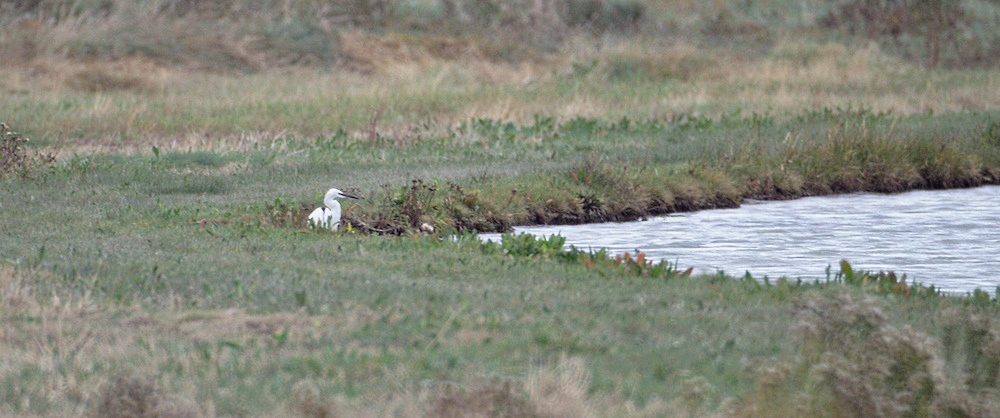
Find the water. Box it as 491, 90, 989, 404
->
482, 186, 1000, 293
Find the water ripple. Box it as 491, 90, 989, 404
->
485, 186, 1000, 293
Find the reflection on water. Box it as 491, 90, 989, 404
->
483, 186, 1000, 293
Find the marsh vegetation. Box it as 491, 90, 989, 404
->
3, 0, 1000, 416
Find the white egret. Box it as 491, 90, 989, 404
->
308, 188, 361, 230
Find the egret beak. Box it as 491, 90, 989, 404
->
340, 191, 362, 200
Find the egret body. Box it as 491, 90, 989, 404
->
308, 188, 360, 230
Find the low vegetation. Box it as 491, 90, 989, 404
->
336, 110, 1000, 234
4, 224, 1000, 416
0, 123, 54, 178
4, 109, 1000, 415
3, 0, 1000, 416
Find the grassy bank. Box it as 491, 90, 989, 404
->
3, 220, 1000, 416
337, 110, 1000, 234
4, 0, 1000, 416
4, 108, 1000, 415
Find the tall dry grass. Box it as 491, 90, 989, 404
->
5, 42, 999, 158
3, 1, 1000, 157
734, 292, 1000, 418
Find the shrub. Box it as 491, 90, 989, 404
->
794, 294, 943, 417
499, 233, 567, 259
560, 0, 644, 33
0, 123, 54, 178
820, 0, 997, 68
740, 293, 1000, 417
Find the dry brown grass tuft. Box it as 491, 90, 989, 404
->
66, 58, 166, 93
759, 41, 884, 85
418, 356, 598, 418
526, 355, 592, 418
427, 380, 537, 418
792, 293, 944, 417
735, 292, 1000, 418
290, 380, 355, 418
92, 373, 202, 418
0, 266, 38, 319
0, 123, 54, 177
0, 20, 45, 65
338, 30, 432, 76
599, 40, 720, 82
337, 29, 559, 87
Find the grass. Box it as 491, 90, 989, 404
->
3, 110, 1000, 416
4, 59, 1000, 154
3, 222, 1000, 416
4, 0, 1000, 416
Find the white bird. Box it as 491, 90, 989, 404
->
308, 188, 361, 230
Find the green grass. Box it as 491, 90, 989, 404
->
5, 66, 999, 150
4, 1, 1000, 415
4, 110, 1000, 415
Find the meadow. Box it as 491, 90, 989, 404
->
4, 0, 1000, 416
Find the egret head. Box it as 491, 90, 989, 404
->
322, 188, 361, 211
329, 188, 359, 199
325, 188, 360, 204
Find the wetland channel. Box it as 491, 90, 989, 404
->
484, 186, 1000, 293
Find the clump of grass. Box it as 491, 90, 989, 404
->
735, 110, 997, 197
560, 0, 644, 33
0, 266, 38, 319
0, 123, 54, 178
442, 182, 513, 232
983, 119, 1000, 149
0, 19, 43, 64
92, 373, 201, 418
344, 179, 442, 235
0, 123, 30, 176
834, 260, 940, 298
559, 155, 741, 222
493, 233, 692, 281
425, 355, 595, 418
908, 140, 983, 189
427, 380, 537, 418
497, 233, 568, 259
509, 153, 738, 228
263, 198, 314, 229
939, 310, 1000, 399
701, 2, 773, 47
791, 118, 922, 193
67, 59, 163, 93
600, 41, 717, 82
5, 0, 345, 74
568, 153, 648, 215
290, 380, 353, 418
393, 178, 439, 230
794, 293, 942, 417
821, 0, 999, 68
525, 354, 592, 417
738, 292, 1000, 417
342, 179, 513, 235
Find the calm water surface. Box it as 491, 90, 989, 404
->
484, 186, 1000, 293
